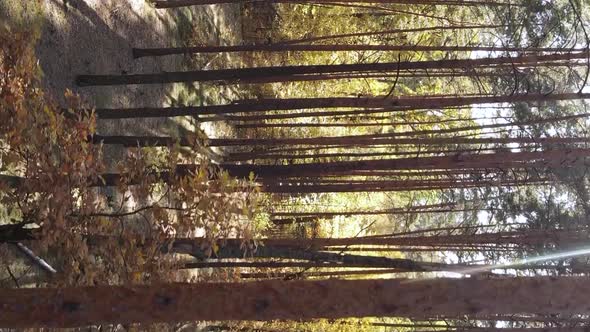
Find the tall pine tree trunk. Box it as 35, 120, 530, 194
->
93, 93, 590, 119
77, 52, 589, 86
2, 277, 589, 327
151, 0, 513, 8
132, 44, 579, 58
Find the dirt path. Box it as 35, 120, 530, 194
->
2, 0, 243, 140
1, 0, 252, 285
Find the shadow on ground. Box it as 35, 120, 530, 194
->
3, 0, 244, 139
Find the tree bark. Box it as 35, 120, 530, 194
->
77, 52, 590, 86
4, 226, 583, 249
3, 277, 590, 328
272, 201, 464, 217
93, 93, 590, 119
225, 148, 506, 162
278, 24, 505, 45
0, 223, 36, 243
261, 179, 546, 193
3, 149, 588, 188
232, 115, 512, 129
94, 131, 590, 148
207, 136, 590, 148
239, 268, 404, 279
151, 0, 513, 8
132, 44, 580, 58
190, 244, 438, 271
271, 208, 488, 222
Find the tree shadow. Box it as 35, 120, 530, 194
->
5, 0, 244, 144
41, 0, 175, 109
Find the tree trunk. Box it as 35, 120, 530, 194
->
77, 52, 590, 86
4, 226, 583, 249
2, 277, 590, 327
132, 44, 580, 58
93, 93, 590, 119
189, 244, 438, 271
207, 136, 590, 148
278, 24, 505, 45
271, 208, 489, 222
261, 179, 546, 193
3, 149, 588, 188
232, 115, 512, 129
239, 268, 404, 279
0, 222, 36, 243
272, 201, 465, 217
225, 148, 514, 162
151, 0, 513, 8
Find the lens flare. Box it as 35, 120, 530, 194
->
459, 246, 590, 275
405, 246, 590, 282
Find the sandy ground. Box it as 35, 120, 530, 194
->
2, 0, 243, 139
1, 0, 249, 285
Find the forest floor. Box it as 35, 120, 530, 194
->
0, 0, 251, 285
1, 0, 245, 146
